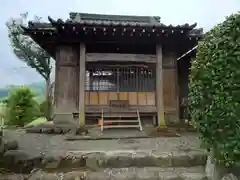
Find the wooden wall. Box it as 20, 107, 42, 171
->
53, 45, 179, 124
85, 92, 155, 106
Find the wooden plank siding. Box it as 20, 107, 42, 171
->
85, 92, 156, 106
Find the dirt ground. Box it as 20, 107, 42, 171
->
3, 129, 202, 158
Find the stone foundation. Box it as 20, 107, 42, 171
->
25, 124, 88, 135
1, 167, 208, 180
1, 149, 207, 173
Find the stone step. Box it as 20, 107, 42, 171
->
0, 166, 207, 180
2, 150, 207, 173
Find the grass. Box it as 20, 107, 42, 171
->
25, 117, 52, 127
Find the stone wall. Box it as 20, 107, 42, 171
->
205, 156, 240, 180
0, 130, 18, 168
0, 130, 4, 156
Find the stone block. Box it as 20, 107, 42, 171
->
158, 171, 180, 180
64, 171, 86, 180
42, 156, 61, 169
85, 153, 101, 170
133, 151, 157, 167
28, 171, 58, 180
4, 140, 18, 150
152, 151, 172, 167
112, 172, 136, 180
171, 151, 207, 167
188, 151, 207, 166
181, 173, 207, 180
136, 171, 158, 180
86, 172, 109, 180
103, 152, 134, 168
170, 152, 191, 167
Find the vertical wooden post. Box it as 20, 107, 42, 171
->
173, 53, 180, 124
156, 45, 166, 127
79, 43, 86, 128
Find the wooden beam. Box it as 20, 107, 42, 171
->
86, 53, 156, 63
156, 45, 166, 127
79, 43, 86, 128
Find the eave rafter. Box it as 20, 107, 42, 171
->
20, 12, 203, 60
47, 16, 202, 37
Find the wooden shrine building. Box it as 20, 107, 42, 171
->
22, 12, 203, 129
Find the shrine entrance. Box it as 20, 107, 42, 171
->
85, 62, 156, 107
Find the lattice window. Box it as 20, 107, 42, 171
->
85, 66, 155, 92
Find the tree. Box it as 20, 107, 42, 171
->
5, 87, 41, 127
188, 13, 240, 167
6, 13, 53, 120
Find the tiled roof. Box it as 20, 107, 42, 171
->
27, 22, 54, 29
24, 12, 203, 37
50, 12, 198, 30
69, 12, 162, 26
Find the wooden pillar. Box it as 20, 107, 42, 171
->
163, 52, 179, 124
53, 46, 79, 125
79, 43, 86, 128
156, 45, 166, 127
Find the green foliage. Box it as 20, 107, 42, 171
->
188, 13, 240, 166
6, 13, 52, 81
39, 100, 52, 120
5, 87, 41, 127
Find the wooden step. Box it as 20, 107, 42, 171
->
103, 125, 140, 129
103, 120, 139, 123
103, 114, 137, 118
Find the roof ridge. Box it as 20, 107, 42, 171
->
69, 12, 161, 24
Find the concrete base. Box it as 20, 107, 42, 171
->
53, 113, 78, 126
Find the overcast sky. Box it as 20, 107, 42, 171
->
0, 0, 239, 87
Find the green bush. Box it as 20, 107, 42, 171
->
188, 13, 240, 167
5, 87, 41, 127
39, 99, 52, 121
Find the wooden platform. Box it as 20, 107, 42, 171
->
86, 105, 157, 113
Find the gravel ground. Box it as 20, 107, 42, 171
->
3, 129, 202, 158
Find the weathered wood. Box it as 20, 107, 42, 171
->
86, 105, 157, 113
85, 92, 156, 106
110, 100, 129, 108
174, 54, 180, 124
53, 46, 79, 125
163, 52, 179, 124
54, 46, 78, 113
79, 43, 86, 128
156, 45, 165, 127
86, 53, 156, 63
